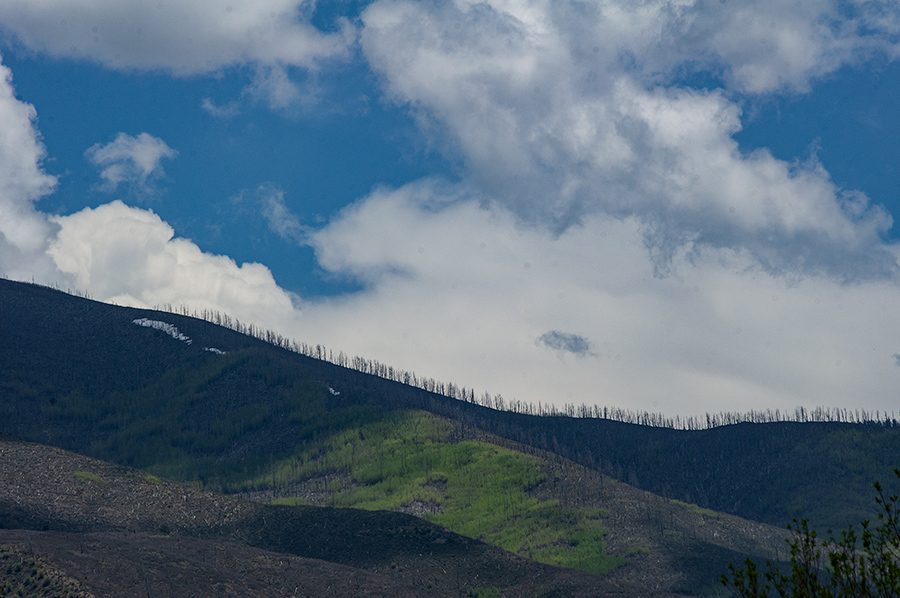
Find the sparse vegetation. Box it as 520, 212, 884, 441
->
126, 471, 161, 485
625, 546, 649, 557
673, 500, 720, 518
0, 547, 90, 598
72, 472, 105, 485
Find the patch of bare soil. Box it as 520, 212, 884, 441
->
397, 499, 443, 516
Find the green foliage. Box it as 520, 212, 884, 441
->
672, 499, 719, 518
126, 471, 161, 485
468, 588, 501, 598
723, 468, 900, 597
244, 411, 623, 576
72, 471, 105, 484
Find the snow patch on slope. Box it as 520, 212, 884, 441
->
132, 318, 226, 354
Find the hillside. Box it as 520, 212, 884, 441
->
1, 277, 897, 532
235, 410, 791, 595
0, 437, 643, 598
0, 277, 896, 595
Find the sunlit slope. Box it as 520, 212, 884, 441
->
247, 411, 621, 576
236, 410, 789, 595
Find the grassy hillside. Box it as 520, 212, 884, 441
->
231, 410, 790, 596
246, 410, 622, 576
456, 412, 900, 533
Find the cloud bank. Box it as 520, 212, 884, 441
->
300, 181, 900, 416
360, 0, 900, 281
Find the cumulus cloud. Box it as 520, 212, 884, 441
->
537, 331, 595, 357
85, 133, 178, 196
0, 0, 352, 75
0, 54, 62, 283
0, 54, 303, 329
48, 200, 299, 331
360, 0, 900, 281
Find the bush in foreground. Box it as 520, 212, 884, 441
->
723, 468, 900, 597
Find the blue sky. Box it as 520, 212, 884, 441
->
1, 0, 899, 417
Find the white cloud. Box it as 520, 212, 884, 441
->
47, 200, 300, 332
360, 0, 900, 281
258, 184, 306, 242
247, 64, 307, 110
300, 180, 900, 417
201, 97, 241, 120
85, 132, 178, 196
0, 0, 352, 75
0, 54, 62, 283
0, 54, 303, 329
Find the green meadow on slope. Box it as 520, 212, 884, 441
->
249, 411, 623, 576
24, 340, 623, 576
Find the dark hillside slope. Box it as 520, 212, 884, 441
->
0, 278, 400, 480
1, 277, 898, 532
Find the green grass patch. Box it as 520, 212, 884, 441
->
126, 471, 162, 485
243, 410, 624, 576
73, 471, 106, 484
271, 496, 308, 506
672, 499, 719, 518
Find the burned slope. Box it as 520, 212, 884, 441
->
0, 438, 645, 598
0, 531, 436, 598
